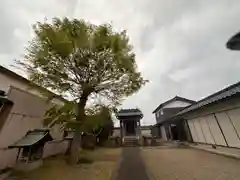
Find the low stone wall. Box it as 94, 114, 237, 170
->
43, 140, 68, 158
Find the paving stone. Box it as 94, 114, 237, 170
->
114, 147, 150, 180
142, 146, 240, 180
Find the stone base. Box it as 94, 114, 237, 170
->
15, 160, 43, 171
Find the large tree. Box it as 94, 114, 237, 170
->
17, 17, 147, 164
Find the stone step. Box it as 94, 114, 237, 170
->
123, 137, 139, 147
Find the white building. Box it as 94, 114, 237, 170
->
153, 81, 240, 149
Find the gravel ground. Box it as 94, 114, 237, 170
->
8, 148, 122, 180
141, 146, 240, 180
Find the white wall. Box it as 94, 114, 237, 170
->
192, 118, 206, 143
156, 100, 192, 117
205, 115, 226, 146
188, 115, 227, 146
188, 120, 198, 142
163, 100, 192, 108
186, 97, 240, 148
43, 141, 68, 158
227, 109, 240, 139
215, 112, 240, 148
198, 117, 215, 144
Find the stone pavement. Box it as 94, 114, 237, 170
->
141, 146, 240, 180
113, 147, 150, 180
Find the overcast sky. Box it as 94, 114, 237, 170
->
1, 0, 240, 125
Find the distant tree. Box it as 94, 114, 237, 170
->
17, 17, 147, 164
82, 106, 113, 135
95, 110, 114, 145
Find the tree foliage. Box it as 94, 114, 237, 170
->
17, 18, 147, 106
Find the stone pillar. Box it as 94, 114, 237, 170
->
168, 124, 173, 140
120, 120, 123, 138
136, 120, 141, 137
119, 120, 123, 145
137, 120, 143, 145
122, 121, 125, 137
134, 121, 137, 136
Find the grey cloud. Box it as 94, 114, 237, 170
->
124, 0, 240, 125
0, 0, 77, 66
139, 26, 156, 52
0, 1, 22, 54
1, 0, 240, 126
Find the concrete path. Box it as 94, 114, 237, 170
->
114, 147, 150, 180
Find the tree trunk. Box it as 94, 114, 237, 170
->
67, 109, 85, 164
67, 90, 89, 164
67, 128, 82, 164
65, 140, 72, 155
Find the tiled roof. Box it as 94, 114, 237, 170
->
9, 129, 53, 148
116, 108, 143, 118
177, 81, 240, 116
118, 108, 142, 113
